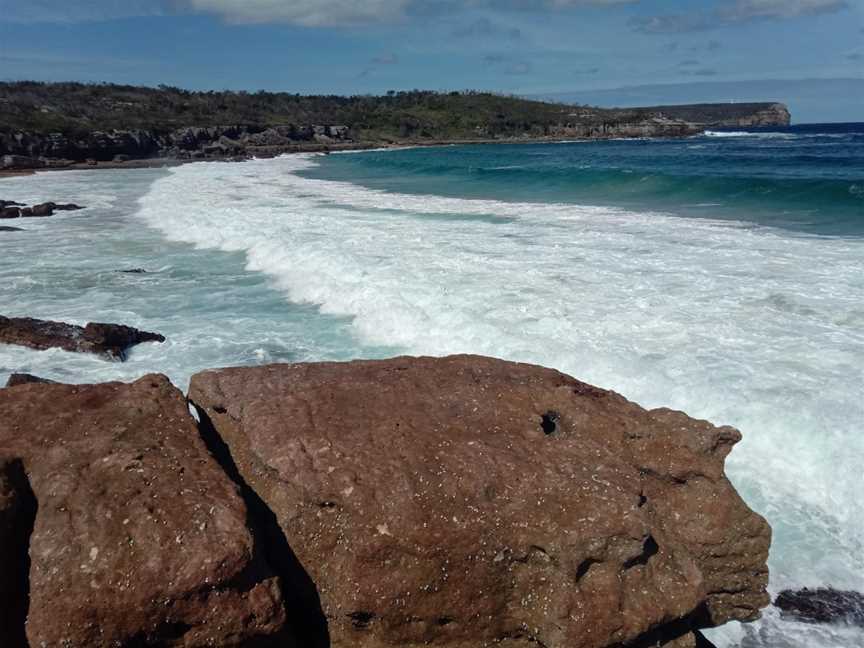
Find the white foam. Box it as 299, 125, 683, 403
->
704, 130, 798, 139
3, 155, 862, 647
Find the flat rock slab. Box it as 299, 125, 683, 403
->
0, 375, 288, 647
189, 355, 771, 648
0, 316, 165, 360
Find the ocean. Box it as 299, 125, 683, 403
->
1, 123, 862, 647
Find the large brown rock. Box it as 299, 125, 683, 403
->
0, 316, 165, 360
189, 355, 771, 648
0, 375, 288, 647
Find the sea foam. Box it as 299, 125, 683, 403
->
1, 153, 862, 647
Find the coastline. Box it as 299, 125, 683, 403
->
0, 132, 702, 178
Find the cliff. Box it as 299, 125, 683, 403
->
0, 82, 787, 169
641, 102, 791, 128
0, 355, 771, 647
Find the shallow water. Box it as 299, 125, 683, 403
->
1, 128, 862, 647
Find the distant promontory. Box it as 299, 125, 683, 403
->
0, 82, 790, 170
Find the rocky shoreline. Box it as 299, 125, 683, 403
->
0, 100, 791, 174
0, 353, 775, 647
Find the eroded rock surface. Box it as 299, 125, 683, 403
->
0, 316, 165, 360
189, 355, 771, 648
0, 375, 288, 647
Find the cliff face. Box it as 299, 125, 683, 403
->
643, 102, 791, 128
0, 124, 355, 168
0, 82, 790, 169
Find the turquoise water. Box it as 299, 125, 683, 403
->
302, 124, 864, 236
1, 125, 863, 647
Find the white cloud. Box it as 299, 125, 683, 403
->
184, 0, 410, 26
721, 0, 848, 21
631, 0, 849, 33
186, 0, 640, 26
3, 0, 643, 26
2, 1, 170, 23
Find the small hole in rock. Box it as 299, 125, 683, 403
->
575, 558, 599, 581
638, 494, 647, 508
213, 405, 227, 414
540, 411, 560, 435
623, 535, 659, 570
348, 611, 375, 629
436, 617, 454, 626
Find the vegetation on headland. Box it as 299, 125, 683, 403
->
0, 80, 734, 141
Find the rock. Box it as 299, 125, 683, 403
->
189, 355, 772, 648
774, 588, 864, 626
26, 203, 54, 217
52, 202, 84, 211
0, 375, 289, 646
118, 268, 148, 274
24, 202, 84, 217
0, 202, 83, 219
0, 316, 165, 361
0, 200, 24, 208
0, 226, 23, 232
0, 458, 36, 646
1, 155, 44, 170
5, 373, 56, 387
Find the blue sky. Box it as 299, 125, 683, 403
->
1, 1, 862, 121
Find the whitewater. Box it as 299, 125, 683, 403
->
1, 135, 863, 646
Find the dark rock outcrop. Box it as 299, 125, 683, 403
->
0, 226, 24, 232
0, 316, 165, 360
189, 355, 772, 648
0, 201, 83, 219
0, 124, 356, 167
775, 588, 864, 626
0, 375, 289, 647
5, 373, 56, 388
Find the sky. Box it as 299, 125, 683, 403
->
1, 0, 862, 122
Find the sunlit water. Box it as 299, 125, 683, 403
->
2, 127, 862, 647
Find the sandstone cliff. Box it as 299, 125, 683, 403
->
0, 82, 790, 169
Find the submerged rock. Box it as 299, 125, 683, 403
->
0, 226, 24, 232
0, 316, 165, 360
775, 588, 864, 626
189, 355, 772, 648
4, 373, 55, 388
0, 375, 289, 646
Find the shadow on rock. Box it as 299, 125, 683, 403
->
193, 404, 331, 648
